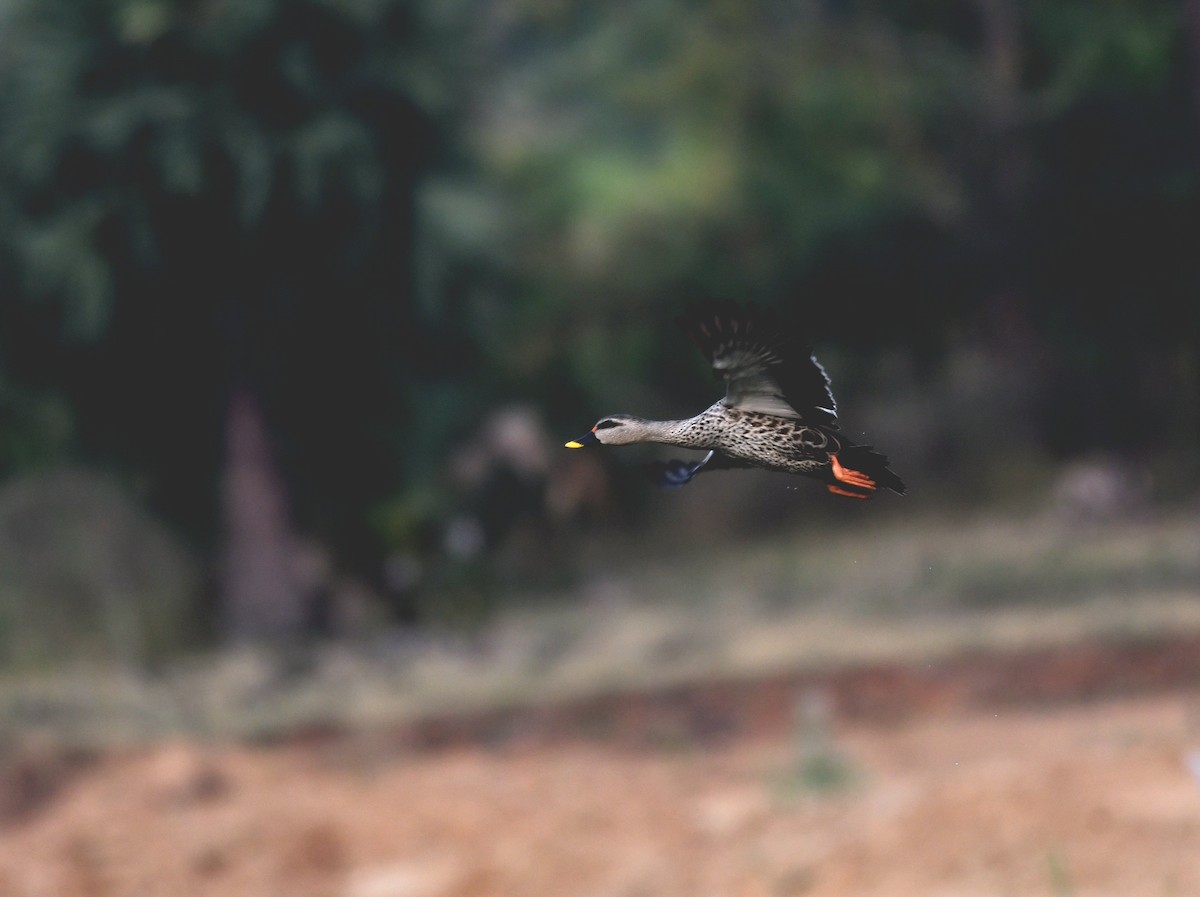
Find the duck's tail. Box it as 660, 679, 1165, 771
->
828, 444, 907, 498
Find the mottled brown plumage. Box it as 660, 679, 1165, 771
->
565, 302, 905, 498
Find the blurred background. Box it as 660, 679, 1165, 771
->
0, 0, 1199, 893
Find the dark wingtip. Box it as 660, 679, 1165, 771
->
676, 299, 777, 362
646, 459, 703, 488
676, 300, 839, 427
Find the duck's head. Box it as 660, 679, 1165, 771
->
565, 414, 645, 448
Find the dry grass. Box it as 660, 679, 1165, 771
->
1, 508, 1197, 748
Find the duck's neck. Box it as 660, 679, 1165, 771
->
637, 413, 713, 449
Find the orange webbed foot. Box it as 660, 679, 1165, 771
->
830, 453, 877, 492
827, 484, 871, 500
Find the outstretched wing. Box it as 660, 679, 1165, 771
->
647, 450, 752, 488
677, 301, 839, 427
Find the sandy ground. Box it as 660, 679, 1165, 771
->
2, 669, 1199, 897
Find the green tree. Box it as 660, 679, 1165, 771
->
475, 0, 1198, 461
0, 0, 469, 639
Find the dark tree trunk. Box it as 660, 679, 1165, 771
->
1190, 0, 1200, 122
220, 388, 304, 642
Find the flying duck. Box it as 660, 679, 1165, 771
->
565, 302, 906, 499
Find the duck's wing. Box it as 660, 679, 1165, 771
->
648, 450, 751, 488
677, 301, 839, 426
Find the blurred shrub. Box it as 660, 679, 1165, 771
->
0, 468, 198, 670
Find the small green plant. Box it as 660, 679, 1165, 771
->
775, 688, 856, 798
1047, 848, 1075, 897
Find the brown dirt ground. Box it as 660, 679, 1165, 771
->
2, 640, 1200, 897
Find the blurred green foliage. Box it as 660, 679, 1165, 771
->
0, 468, 197, 667
0, 0, 1196, 644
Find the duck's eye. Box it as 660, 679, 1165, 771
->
595, 419, 620, 430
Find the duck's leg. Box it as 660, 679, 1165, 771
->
652, 450, 716, 488
826, 453, 876, 499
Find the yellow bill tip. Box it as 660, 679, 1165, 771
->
564, 440, 585, 449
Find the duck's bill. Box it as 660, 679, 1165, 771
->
564, 430, 598, 449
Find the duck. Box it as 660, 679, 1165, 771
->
565, 301, 906, 499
